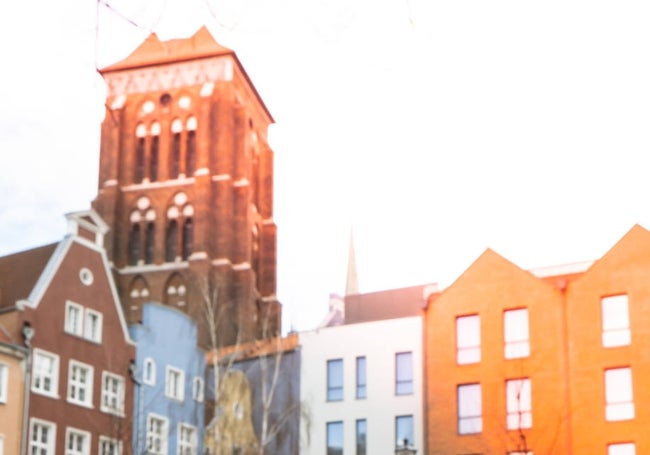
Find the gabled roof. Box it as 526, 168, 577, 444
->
0, 243, 57, 309
100, 25, 233, 73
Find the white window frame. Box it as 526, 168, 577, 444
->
99, 436, 123, 455
32, 349, 60, 398
395, 351, 414, 395
456, 314, 481, 364
0, 363, 7, 403
165, 366, 185, 401
458, 383, 482, 434
146, 413, 168, 455
605, 367, 635, 421
192, 377, 204, 402
178, 423, 198, 455
504, 308, 530, 359
602, 295, 631, 348
608, 443, 636, 455
0, 434, 4, 455
84, 309, 103, 343
65, 301, 84, 336
143, 358, 156, 386
65, 427, 91, 455
101, 371, 125, 416
506, 378, 532, 430
29, 418, 57, 454
67, 360, 94, 408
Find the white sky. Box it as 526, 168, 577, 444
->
1, 0, 650, 331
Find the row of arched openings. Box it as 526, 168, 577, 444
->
134, 117, 197, 184
129, 273, 187, 308
128, 194, 194, 266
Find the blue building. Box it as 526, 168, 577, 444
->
129, 303, 205, 455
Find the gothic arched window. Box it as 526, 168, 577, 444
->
170, 119, 182, 179
149, 136, 159, 182
129, 223, 141, 265
145, 222, 155, 264
135, 123, 147, 183
166, 219, 178, 262
164, 273, 187, 309
182, 218, 193, 260
185, 116, 197, 176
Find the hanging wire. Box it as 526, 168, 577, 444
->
204, 0, 244, 32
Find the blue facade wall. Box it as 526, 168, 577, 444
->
129, 303, 205, 454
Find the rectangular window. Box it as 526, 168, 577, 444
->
146, 414, 168, 455
608, 443, 636, 455
395, 352, 413, 395
605, 367, 634, 421
84, 309, 103, 343
395, 415, 414, 450
143, 358, 156, 385
65, 428, 90, 455
101, 372, 125, 415
356, 419, 367, 455
458, 383, 482, 434
99, 436, 122, 455
326, 421, 343, 455
32, 349, 59, 397
178, 423, 198, 455
165, 366, 185, 401
504, 308, 530, 359
356, 356, 367, 399
65, 301, 84, 336
192, 377, 204, 402
456, 314, 480, 364
327, 359, 343, 401
68, 360, 93, 407
0, 363, 7, 403
506, 378, 532, 430
602, 295, 631, 347
29, 419, 56, 454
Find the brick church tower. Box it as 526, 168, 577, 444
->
92, 26, 280, 346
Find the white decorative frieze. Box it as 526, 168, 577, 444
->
104, 57, 233, 98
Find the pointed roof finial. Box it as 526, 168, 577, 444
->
345, 226, 359, 296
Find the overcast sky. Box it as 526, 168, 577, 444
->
1, 0, 650, 331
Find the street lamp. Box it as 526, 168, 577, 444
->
395, 438, 417, 455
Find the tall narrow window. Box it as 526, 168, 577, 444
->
506, 378, 532, 429
395, 352, 413, 395
605, 367, 634, 421
395, 415, 414, 450
178, 424, 197, 455
65, 301, 83, 336
146, 414, 168, 455
135, 137, 145, 183
0, 363, 8, 403
356, 356, 367, 399
145, 222, 155, 264
101, 372, 125, 415
602, 295, 630, 347
327, 359, 343, 401
165, 366, 184, 401
165, 220, 178, 262
149, 135, 159, 182
608, 443, 636, 455
504, 308, 530, 359
456, 314, 480, 364
326, 421, 343, 455
186, 130, 196, 176
182, 218, 193, 260
129, 223, 141, 265
32, 349, 59, 397
356, 419, 367, 455
458, 383, 482, 434
143, 358, 156, 385
171, 133, 181, 179
67, 361, 93, 407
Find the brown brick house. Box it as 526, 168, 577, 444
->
0, 210, 135, 454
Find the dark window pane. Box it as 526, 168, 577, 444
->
182, 218, 193, 260
129, 223, 141, 265
356, 419, 367, 455
135, 137, 145, 183
327, 421, 343, 455
356, 356, 367, 399
145, 222, 155, 264
166, 220, 178, 262
171, 133, 181, 178
186, 130, 196, 176
327, 359, 343, 401
149, 136, 159, 181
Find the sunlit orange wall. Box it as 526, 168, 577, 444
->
426, 249, 569, 455
0, 348, 26, 454
565, 225, 650, 453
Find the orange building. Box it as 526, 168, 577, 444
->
425, 225, 650, 454
0, 335, 27, 454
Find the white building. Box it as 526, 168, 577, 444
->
299, 309, 425, 455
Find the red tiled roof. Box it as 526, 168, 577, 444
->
100, 26, 233, 73
0, 243, 57, 308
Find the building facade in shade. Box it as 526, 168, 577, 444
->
425, 224, 650, 455
129, 303, 205, 455
92, 26, 280, 346
300, 284, 429, 455
0, 336, 28, 454
0, 210, 135, 455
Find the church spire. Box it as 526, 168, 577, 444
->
345, 226, 359, 296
